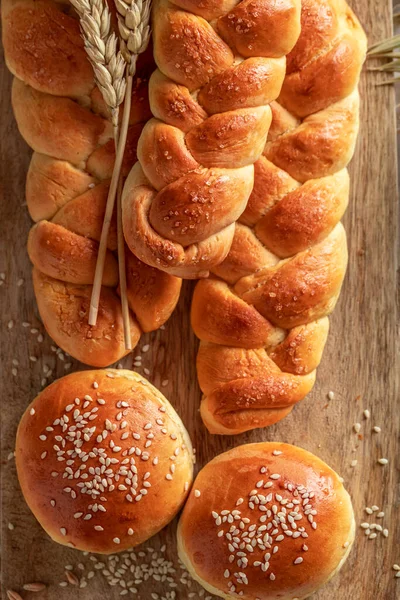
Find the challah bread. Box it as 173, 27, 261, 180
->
178, 442, 355, 600
192, 0, 367, 434
16, 369, 194, 553
2, 0, 181, 366
122, 0, 301, 279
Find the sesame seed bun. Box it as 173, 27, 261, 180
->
16, 369, 194, 554
177, 443, 354, 600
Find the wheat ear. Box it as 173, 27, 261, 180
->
116, 0, 152, 74
88, 0, 151, 345
70, 0, 126, 128
70, 0, 132, 348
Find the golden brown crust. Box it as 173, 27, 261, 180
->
280, 0, 367, 118
123, 0, 301, 278
192, 0, 366, 435
51, 181, 118, 251
3, 0, 182, 366
33, 269, 141, 367
125, 252, 182, 332
28, 221, 119, 286
26, 153, 97, 222
12, 78, 112, 166
264, 93, 361, 183
178, 443, 355, 599
2, 0, 94, 98
16, 369, 194, 554
192, 279, 285, 350
217, 0, 301, 58
122, 163, 237, 279
235, 224, 348, 329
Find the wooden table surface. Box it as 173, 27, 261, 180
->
1, 1, 399, 599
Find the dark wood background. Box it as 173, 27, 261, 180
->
1, 0, 399, 598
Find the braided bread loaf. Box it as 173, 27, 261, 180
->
122, 0, 301, 278
191, 0, 367, 434
2, 0, 181, 367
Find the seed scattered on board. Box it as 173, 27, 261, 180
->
23, 582, 47, 591
7, 592, 23, 600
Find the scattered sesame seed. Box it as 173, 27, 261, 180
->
30, 408, 35, 416
194, 490, 201, 498
353, 423, 361, 433
351, 460, 357, 467
327, 391, 335, 400
378, 458, 388, 465
363, 409, 370, 419
8, 523, 14, 531
113, 538, 120, 544
60, 528, 67, 536
373, 426, 381, 433
294, 557, 303, 565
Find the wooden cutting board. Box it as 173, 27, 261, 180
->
1, 1, 398, 598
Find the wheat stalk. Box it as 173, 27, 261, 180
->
111, 1, 151, 350
71, 0, 133, 348
367, 30, 400, 84
85, 0, 151, 345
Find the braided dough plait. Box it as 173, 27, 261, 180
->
2, 0, 181, 367
191, 0, 367, 434
122, 0, 301, 279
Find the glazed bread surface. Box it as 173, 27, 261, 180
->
16, 369, 194, 554
122, 0, 301, 278
2, 0, 182, 366
178, 442, 355, 600
191, 0, 367, 434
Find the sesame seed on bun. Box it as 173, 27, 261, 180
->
16, 369, 194, 554
178, 443, 354, 600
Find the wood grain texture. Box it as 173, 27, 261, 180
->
1, 1, 399, 598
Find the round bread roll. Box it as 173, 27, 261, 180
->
178, 443, 354, 600
16, 369, 194, 554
